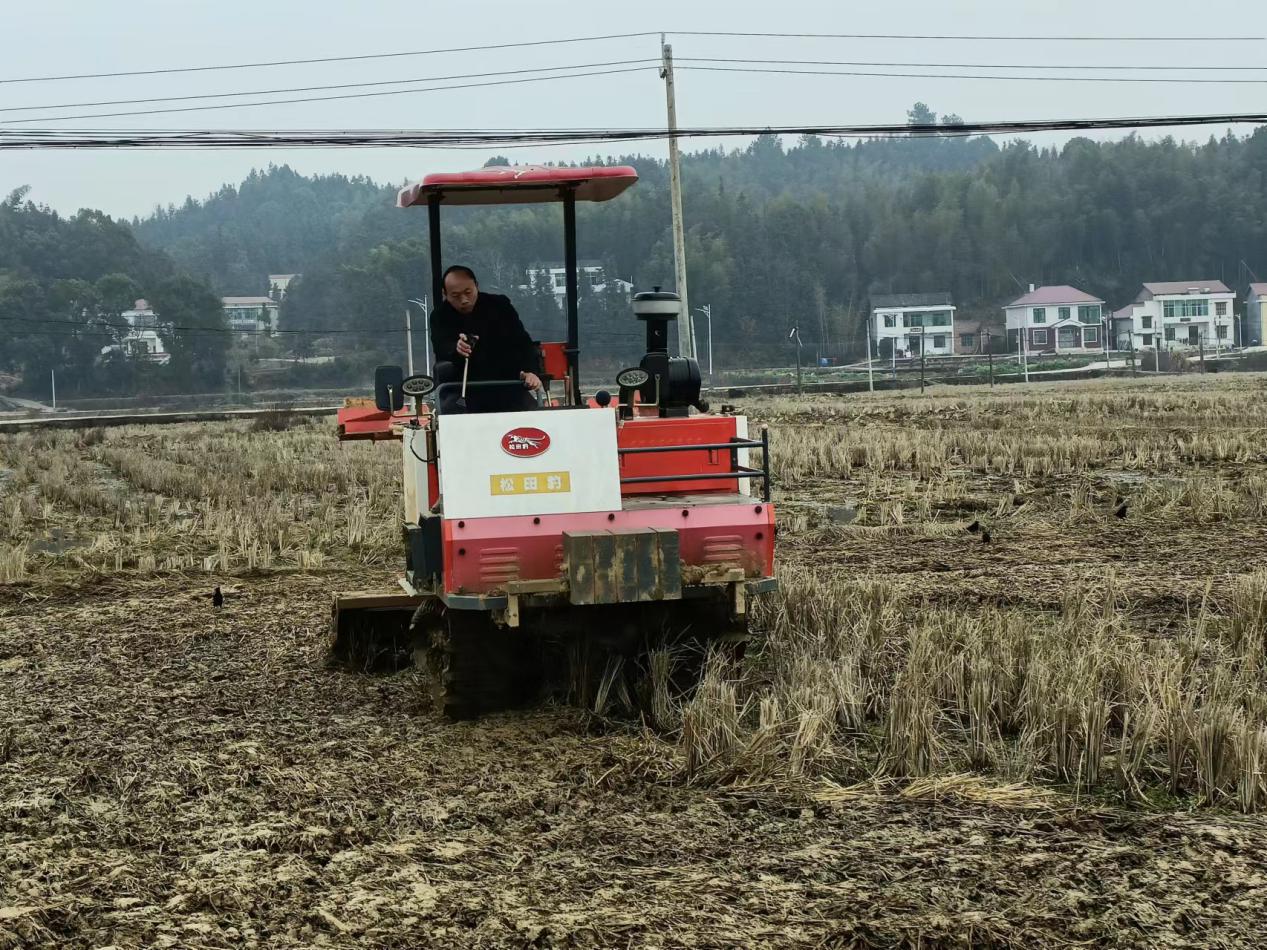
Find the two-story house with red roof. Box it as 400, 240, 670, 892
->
1003, 285, 1105, 355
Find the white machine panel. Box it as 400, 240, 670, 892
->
401, 426, 431, 523
436, 409, 621, 519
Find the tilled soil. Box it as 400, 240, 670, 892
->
3, 572, 1266, 948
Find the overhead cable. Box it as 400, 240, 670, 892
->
0, 32, 660, 85
676, 64, 1267, 84
0, 66, 653, 125
4, 112, 1266, 150
671, 30, 1262, 42
6, 55, 1261, 119
677, 56, 1267, 72
0, 60, 659, 115
0, 314, 407, 335
1, 29, 1256, 86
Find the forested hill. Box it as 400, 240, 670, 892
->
1, 189, 229, 397
134, 167, 392, 298
131, 117, 1267, 365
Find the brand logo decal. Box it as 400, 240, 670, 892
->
501, 427, 550, 458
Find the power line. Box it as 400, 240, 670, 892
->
673, 30, 1262, 42
0, 315, 406, 335
0, 32, 660, 85
7, 55, 1259, 119
0, 66, 653, 126
679, 56, 1267, 73
677, 64, 1267, 85
0, 60, 659, 115
4, 112, 1265, 150
2, 29, 1256, 87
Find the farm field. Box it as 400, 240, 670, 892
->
3, 375, 1267, 948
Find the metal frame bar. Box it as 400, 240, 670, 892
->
619, 469, 767, 485
617, 440, 764, 455
562, 189, 580, 405
617, 435, 771, 501
427, 195, 443, 307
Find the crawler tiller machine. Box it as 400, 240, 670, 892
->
332, 165, 777, 717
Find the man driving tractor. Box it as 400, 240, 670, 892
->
430, 264, 543, 413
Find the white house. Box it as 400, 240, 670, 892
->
223, 296, 280, 334
1246, 283, 1267, 348
520, 260, 632, 304
1112, 281, 1235, 352
870, 293, 956, 357
101, 298, 170, 364
1003, 285, 1105, 355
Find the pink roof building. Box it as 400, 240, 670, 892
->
1003, 285, 1106, 355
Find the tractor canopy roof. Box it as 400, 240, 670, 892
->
398, 164, 638, 207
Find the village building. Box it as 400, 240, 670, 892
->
1111, 281, 1235, 351
1003, 285, 1105, 355
870, 293, 956, 357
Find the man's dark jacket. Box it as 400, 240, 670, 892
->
429, 292, 537, 383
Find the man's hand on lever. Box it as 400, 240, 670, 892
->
456, 332, 475, 358
520, 371, 542, 392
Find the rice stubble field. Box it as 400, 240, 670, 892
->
3, 375, 1267, 947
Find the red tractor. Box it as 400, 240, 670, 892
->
332, 164, 776, 718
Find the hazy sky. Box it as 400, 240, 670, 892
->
2, 0, 1264, 219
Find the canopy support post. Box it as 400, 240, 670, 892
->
427, 195, 443, 307
563, 189, 580, 404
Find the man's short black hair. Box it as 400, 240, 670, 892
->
442, 264, 478, 284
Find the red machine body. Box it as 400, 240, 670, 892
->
434, 412, 772, 596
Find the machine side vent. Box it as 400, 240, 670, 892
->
702, 535, 744, 565
479, 547, 521, 586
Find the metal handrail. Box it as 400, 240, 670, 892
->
617, 432, 771, 502
617, 439, 763, 455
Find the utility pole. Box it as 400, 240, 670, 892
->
660, 35, 694, 359
50, 369, 56, 410
984, 330, 994, 386
865, 322, 875, 392
1198, 329, 1206, 372
912, 328, 926, 393
1018, 324, 1029, 383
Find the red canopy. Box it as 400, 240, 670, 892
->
398, 164, 638, 207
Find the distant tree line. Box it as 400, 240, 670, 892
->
7, 104, 1267, 398
130, 110, 1267, 372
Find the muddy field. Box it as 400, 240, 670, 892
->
4, 376, 1267, 948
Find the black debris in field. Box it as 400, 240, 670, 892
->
967, 520, 981, 534
981, 530, 992, 544
1115, 501, 1129, 519
212, 586, 224, 608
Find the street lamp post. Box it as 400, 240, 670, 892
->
984, 329, 994, 387
406, 296, 430, 376
789, 326, 803, 394
694, 305, 713, 380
